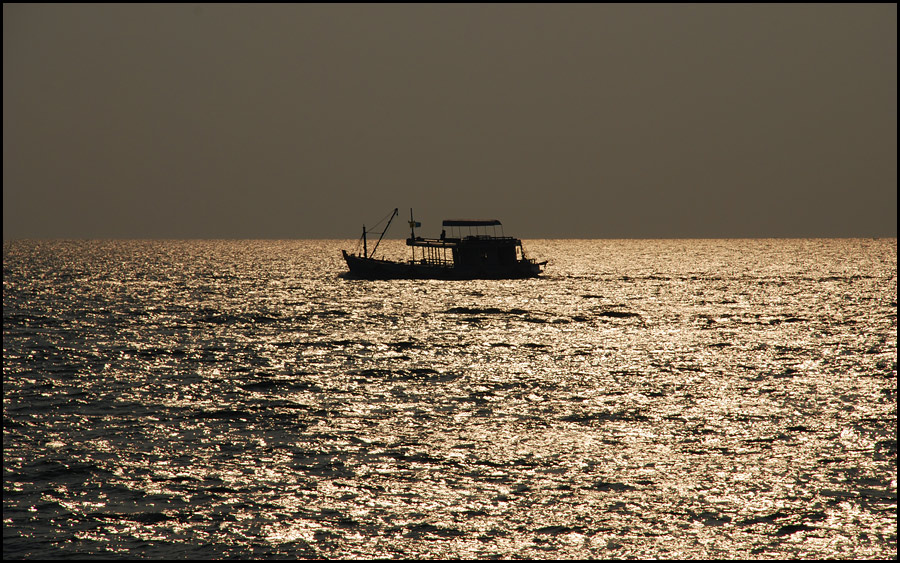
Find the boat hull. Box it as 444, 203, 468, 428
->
342, 250, 542, 280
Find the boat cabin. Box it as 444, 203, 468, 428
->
406, 219, 529, 271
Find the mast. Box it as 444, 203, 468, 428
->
362, 225, 367, 258
408, 208, 420, 263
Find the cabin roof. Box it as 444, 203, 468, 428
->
442, 219, 502, 227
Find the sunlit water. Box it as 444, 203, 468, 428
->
3, 239, 896, 559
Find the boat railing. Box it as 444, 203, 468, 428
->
462, 235, 520, 243
410, 256, 454, 267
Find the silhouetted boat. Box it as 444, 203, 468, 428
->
342, 209, 546, 280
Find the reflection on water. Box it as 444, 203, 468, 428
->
3, 239, 896, 558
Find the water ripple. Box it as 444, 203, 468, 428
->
3, 238, 896, 559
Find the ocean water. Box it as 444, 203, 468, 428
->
3, 238, 896, 559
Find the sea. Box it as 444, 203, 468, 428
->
3, 238, 896, 559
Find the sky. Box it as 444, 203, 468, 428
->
3, 3, 896, 239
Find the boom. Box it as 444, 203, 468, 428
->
370, 208, 398, 258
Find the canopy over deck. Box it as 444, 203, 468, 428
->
442, 219, 502, 227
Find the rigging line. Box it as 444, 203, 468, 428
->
355, 208, 396, 256
366, 209, 397, 233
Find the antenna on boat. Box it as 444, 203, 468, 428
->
409, 208, 417, 239
370, 208, 398, 259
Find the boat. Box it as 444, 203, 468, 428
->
342, 209, 546, 279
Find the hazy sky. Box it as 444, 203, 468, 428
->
3, 4, 896, 238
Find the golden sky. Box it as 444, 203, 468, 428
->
3, 4, 896, 238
